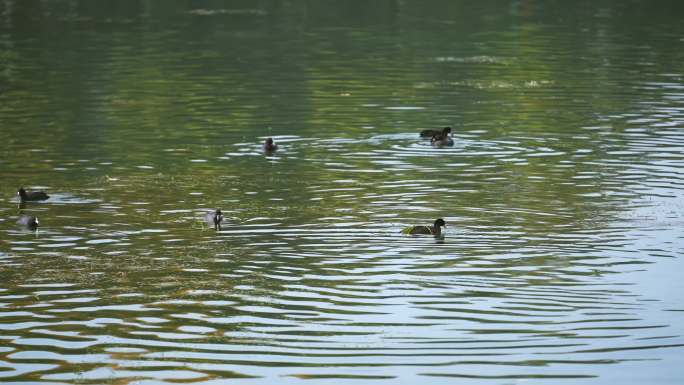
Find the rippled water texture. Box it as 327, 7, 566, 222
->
1, 1, 684, 384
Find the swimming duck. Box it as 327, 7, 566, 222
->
16, 215, 39, 230
205, 209, 224, 230
420, 126, 451, 138
431, 132, 454, 147
401, 218, 446, 235
263, 137, 278, 152
17, 187, 49, 202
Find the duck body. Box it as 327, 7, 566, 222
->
205, 209, 224, 230
402, 218, 446, 236
420, 126, 451, 139
17, 215, 39, 230
263, 137, 278, 152
17, 187, 49, 202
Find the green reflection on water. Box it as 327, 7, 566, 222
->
1, 1, 684, 384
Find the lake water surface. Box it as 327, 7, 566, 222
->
1, 1, 684, 384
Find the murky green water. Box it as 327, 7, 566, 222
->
1, 1, 684, 384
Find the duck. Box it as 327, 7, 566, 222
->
205, 209, 224, 230
16, 215, 39, 230
263, 137, 278, 152
420, 126, 451, 139
17, 187, 49, 202
401, 218, 446, 236
431, 132, 454, 147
